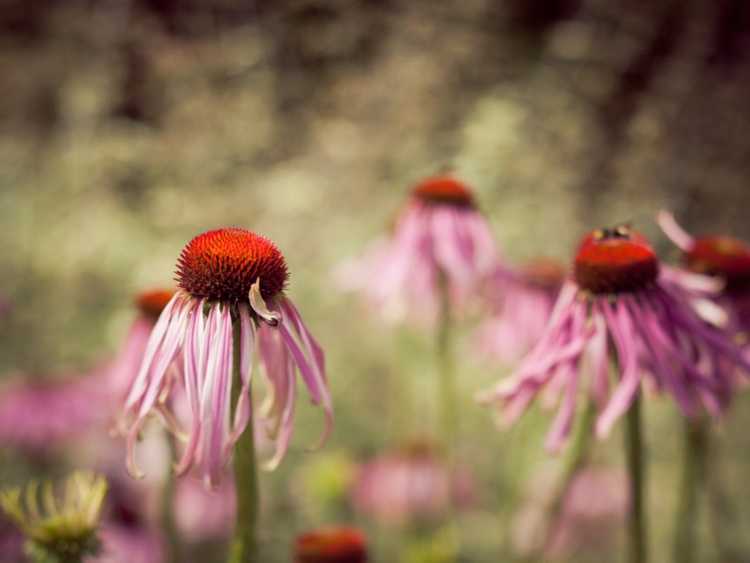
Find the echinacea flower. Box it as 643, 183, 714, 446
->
336, 175, 500, 324
658, 211, 750, 337
0, 471, 108, 563
0, 373, 109, 453
123, 228, 332, 486
513, 467, 627, 559
351, 442, 474, 526
294, 527, 367, 563
95, 473, 163, 563
173, 475, 235, 541
476, 258, 566, 363
480, 225, 750, 451
109, 289, 175, 400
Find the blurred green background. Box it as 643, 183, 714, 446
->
1, 1, 750, 561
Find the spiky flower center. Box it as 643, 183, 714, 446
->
521, 257, 566, 290
135, 289, 175, 319
295, 528, 367, 563
574, 226, 659, 294
411, 176, 475, 207
176, 228, 288, 303
685, 236, 750, 292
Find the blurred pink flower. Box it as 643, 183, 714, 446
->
476, 258, 565, 363
0, 372, 109, 452
94, 472, 164, 563
123, 228, 332, 487
480, 226, 750, 451
109, 290, 176, 401
351, 442, 474, 526
0, 515, 24, 563
336, 175, 502, 325
659, 211, 750, 337
174, 475, 235, 541
513, 467, 627, 559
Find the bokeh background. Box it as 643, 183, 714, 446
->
1, 1, 750, 562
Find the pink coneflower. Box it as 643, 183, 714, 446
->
0, 373, 108, 453
352, 442, 475, 526
659, 211, 750, 337
109, 289, 175, 400
480, 225, 750, 451
476, 258, 566, 363
174, 475, 235, 541
336, 175, 500, 324
294, 527, 367, 563
123, 228, 332, 486
513, 467, 627, 559
96, 475, 164, 563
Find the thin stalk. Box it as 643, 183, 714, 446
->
542, 399, 597, 552
706, 431, 746, 563
162, 437, 180, 563
436, 272, 460, 560
625, 392, 648, 563
672, 418, 707, 563
228, 316, 259, 563
436, 273, 457, 457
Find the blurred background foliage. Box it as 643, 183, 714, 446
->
1, 0, 750, 561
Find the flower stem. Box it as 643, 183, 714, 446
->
625, 392, 648, 563
706, 434, 746, 563
162, 437, 180, 563
542, 399, 597, 551
436, 273, 457, 457
672, 417, 707, 563
228, 317, 259, 563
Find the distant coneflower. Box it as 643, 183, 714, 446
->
659, 211, 750, 338
480, 225, 749, 449
294, 527, 367, 563
0, 373, 108, 453
336, 175, 500, 324
476, 258, 566, 363
352, 442, 474, 526
109, 289, 175, 401
513, 467, 627, 559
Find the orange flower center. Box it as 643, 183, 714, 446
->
685, 236, 750, 292
411, 176, 475, 207
176, 228, 288, 302
295, 528, 367, 563
574, 226, 659, 294
135, 289, 175, 319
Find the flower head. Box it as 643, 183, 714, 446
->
107, 289, 177, 405
351, 441, 474, 526
123, 228, 332, 487
480, 225, 750, 451
0, 472, 108, 563
476, 258, 566, 363
0, 374, 108, 453
336, 174, 501, 324
659, 211, 750, 335
513, 468, 627, 559
294, 527, 367, 563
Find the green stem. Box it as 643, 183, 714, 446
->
542, 399, 597, 551
625, 392, 648, 563
706, 430, 746, 562
228, 316, 259, 563
162, 437, 180, 563
436, 273, 457, 457
672, 418, 707, 563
